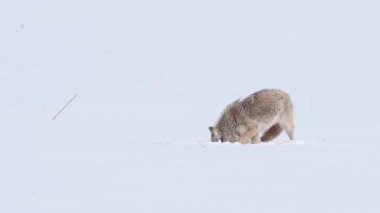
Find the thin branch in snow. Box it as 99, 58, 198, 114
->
52, 94, 78, 120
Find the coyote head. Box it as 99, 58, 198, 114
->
209, 126, 241, 142
209, 126, 222, 142
209, 100, 243, 143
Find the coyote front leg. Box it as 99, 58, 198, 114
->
251, 134, 261, 144
240, 123, 259, 144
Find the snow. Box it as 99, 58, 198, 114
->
1, 0, 380, 212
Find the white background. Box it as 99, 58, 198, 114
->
1, 0, 380, 212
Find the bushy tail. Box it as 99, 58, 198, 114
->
261, 124, 282, 142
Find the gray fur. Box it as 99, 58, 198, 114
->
209, 89, 295, 144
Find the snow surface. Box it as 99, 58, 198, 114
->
1, 0, 380, 212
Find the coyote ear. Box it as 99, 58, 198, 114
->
209, 126, 221, 135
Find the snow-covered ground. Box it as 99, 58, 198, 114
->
1, 0, 380, 212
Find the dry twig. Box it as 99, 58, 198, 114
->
52, 94, 78, 120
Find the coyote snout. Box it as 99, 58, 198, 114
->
209, 89, 295, 144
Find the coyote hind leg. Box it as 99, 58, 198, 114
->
280, 119, 295, 141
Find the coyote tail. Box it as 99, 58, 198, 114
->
261, 124, 282, 142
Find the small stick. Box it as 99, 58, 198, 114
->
52, 94, 78, 120
278, 140, 290, 145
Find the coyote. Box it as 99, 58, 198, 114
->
209, 89, 295, 144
